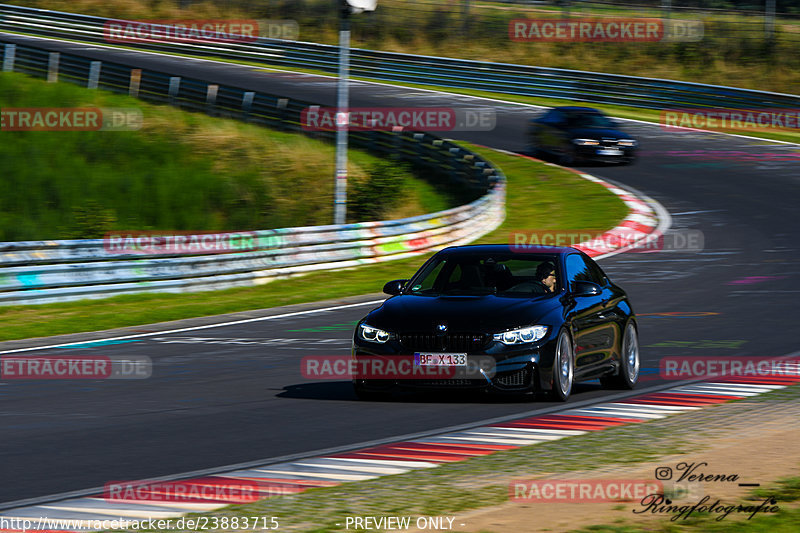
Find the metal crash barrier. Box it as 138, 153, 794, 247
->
0, 37, 505, 305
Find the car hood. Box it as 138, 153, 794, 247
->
570, 127, 629, 140
365, 294, 561, 333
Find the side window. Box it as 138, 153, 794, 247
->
412, 260, 445, 292
566, 253, 608, 290
566, 254, 607, 288
447, 264, 464, 285
586, 257, 608, 286
565, 254, 590, 286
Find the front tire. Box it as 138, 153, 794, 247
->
550, 329, 574, 402
601, 322, 640, 389
558, 146, 578, 166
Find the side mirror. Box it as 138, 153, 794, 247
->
572, 280, 602, 296
383, 279, 408, 295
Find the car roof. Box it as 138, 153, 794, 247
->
554, 106, 604, 114
437, 244, 580, 256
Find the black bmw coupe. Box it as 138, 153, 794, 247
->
528, 106, 638, 165
352, 245, 639, 401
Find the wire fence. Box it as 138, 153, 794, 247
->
160, 0, 800, 41
8, 1, 800, 96
11, 1, 800, 37
359, 1, 798, 44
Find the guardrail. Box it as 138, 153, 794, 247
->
0, 38, 506, 306
1, 3, 799, 110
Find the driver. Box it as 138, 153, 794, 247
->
534, 262, 557, 293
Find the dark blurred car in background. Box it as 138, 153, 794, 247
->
528, 106, 638, 165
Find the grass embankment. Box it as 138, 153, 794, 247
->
0, 142, 627, 341
0, 71, 449, 241
101, 382, 800, 533
10, 0, 800, 94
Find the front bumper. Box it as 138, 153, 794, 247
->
575, 145, 636, 162
352, 331, 560, 394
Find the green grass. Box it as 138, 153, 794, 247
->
0, 71, 442, 241
0, 144, 627, 341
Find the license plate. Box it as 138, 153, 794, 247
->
598, 148, 623, 155
414, 353, 468, 366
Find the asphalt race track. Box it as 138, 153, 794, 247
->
1, 34, 799, 505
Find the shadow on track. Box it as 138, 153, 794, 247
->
277, 381, 601, 404
519, 149, 634, 168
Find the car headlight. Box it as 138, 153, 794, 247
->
358, 323, 393, 344
493, 325, 548, 345
617, 139, 637, 147
572, 139, 600, 146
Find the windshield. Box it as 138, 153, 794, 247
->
406, 253, 560, 297
567, 112, 616, 129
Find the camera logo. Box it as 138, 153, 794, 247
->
655, 467, 673, 480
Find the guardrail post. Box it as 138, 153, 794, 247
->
168, 76, 181, 106
276, 98, 288, 130
47, 52, 59, 83
463, 153, 477, 186
365, 128, 378, 151
242, 91, 255, 122
87, 61, 101, 89
413, 133, 426, 161
304, 104, 321, 138
129, 69, 141, 98
474, 161, 487, 188
206, 84, 218, 116
449, 146, 462, 184
766, 0, 776, 39
391, 128, 404, 159
2, 44, 15, 72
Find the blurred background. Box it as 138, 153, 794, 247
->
9, 0, 800, 94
